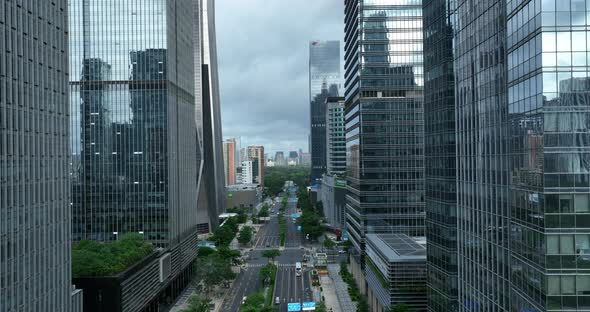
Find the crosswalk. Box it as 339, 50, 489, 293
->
245, 263, 297, 268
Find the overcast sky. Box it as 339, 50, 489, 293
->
216, 0, 344, 155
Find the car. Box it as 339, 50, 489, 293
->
275, 297, 280, 304
242, 296, 247, 305
338, 250, 346, 254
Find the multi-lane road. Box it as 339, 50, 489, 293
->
223, 190, 311, 312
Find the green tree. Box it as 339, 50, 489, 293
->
323, 237, 336, 249
357, 297, 369, 312
261, 249, 281, 262
259, 264, 277, 286
181, 295, 211, 312
237, 226, 253, 245
342, 239, 353, 253
197, 246, 216, 257
258, 204, 270, 218
211, 225, 235, 247
242, 291, 265, 309
388, 304, 412, 312
216, 246, 242, 265
195, 253, 236, 293
315, 302, 327, 312
299, 210, 323, 240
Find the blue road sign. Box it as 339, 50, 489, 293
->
291, 213, 301, 219
288, 302, 301, 311
297, 225, 302, 231
288, 198, 298, 203
302, 302, 316, 310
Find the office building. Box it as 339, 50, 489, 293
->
343, 0, 425, 285
225, 184, 261, 211
0, 2, 82, 311
505, 0, 590, 310
422, 0, 457, 311
326, 96, 346, 175
241, 160, 254, 185
365, 234, 427, 312
69, 0, 208, 309
223, 138, 237, 185
195, 0, 226, 231
319, 175, 348, 230
247, 146, 265, 187
275, 151, 286, 167
310, 40, 341, 182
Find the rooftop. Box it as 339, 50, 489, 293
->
226, 184, 259, 191
366, 233, 426, 262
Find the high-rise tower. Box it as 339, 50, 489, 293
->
0, 2, 80, 311
310, 40, 341, 183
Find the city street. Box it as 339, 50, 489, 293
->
222, 190, 313, 311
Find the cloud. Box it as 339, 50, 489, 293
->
216, 0, 344, 154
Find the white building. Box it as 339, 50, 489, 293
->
241, 160, 254, 184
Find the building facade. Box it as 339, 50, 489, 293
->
326, 96, 346, 175
344, 0, 425, 268
505, 0, 590, 310
0, 1, 80, 311
451, 0, 512, 310
247, 146, 265, 187
310, 40, 341, 182
223, 138, 237, 185
320, 175, 348, 230
365, 234, 427, 312
241, 160, 254, 185
422, 0, 458, 311
195, 0, 226, 232
275, 151, 286, 167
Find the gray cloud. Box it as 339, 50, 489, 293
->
216, 0, 344, 154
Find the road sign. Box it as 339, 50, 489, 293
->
297, 225, 302, 231
287, 302, 301, 311
302, 302, 316, 310
291, 213, 301, 219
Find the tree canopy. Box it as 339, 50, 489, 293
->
264, 166, 310, 195
181, 295, 211, 312
237, 226, 253, 245
261, 249, 281, 262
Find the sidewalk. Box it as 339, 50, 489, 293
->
169, 280, 235, 312
320, 275, 343, 312
327, 264, 357, 312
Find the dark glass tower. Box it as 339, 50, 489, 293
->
422, 0, 458, 311
506, 0, 590, 310
70, 0, 199, 252
343, 0, 426, 299
452, 0, 511, 310
310, 40, 341, 183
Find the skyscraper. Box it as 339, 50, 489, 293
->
310, 40, 341, 182
195, 0, 226, 231
1, 2, 81, 311
451, 0, 511, 310
247, 146, 265, 187
223, 138, 237, 185
344, 0, 425, 309
326, 96, 346, 176
275, 151, 286, 167
422, 0, 457, 311
505, 0, 590, 310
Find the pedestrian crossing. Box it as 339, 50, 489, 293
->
245, 263, 297, 268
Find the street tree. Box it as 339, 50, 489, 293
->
237, 226, 253, 245
195, 254, 235, 294
259, 263, 277, 286
388, 304, 412, 312
261, 249, 281, 262
323, 237, 336, 250
181, 295, 211, 312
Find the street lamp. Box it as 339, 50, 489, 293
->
113, 231, 119, 240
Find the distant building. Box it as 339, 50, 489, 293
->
266, 158, 276, 167
275, 151, 286, 167
247, 146, 265, 187
223, 138, 237, 185
365, 234, 427, 312
241, 160, 254, 184
300, 153, 312, 167
310, 40, 341, 182
325, 97, 346, 175
226, 184, 262, 211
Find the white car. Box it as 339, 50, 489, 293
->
241, 296, 247, 305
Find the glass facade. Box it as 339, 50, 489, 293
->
506, 0, 590, 310
326, 97, 347, 175
310, 40, 341, 182
0, 2, 73, 311
452, 0, 511, 310
344, 0, 425, 260
69, 0, 199, 247
423, 0, 458, 311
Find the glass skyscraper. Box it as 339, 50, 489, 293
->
326, 96, 347, 176
423, 0, 458, 311
0, 2, 81, 311
343, 0, 425, 287
506, 0, 590, 310
452, 0, 511, 310
310, 40, 341, 182
69, 0, 199, 248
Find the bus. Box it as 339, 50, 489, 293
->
295, 262, 302, 276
